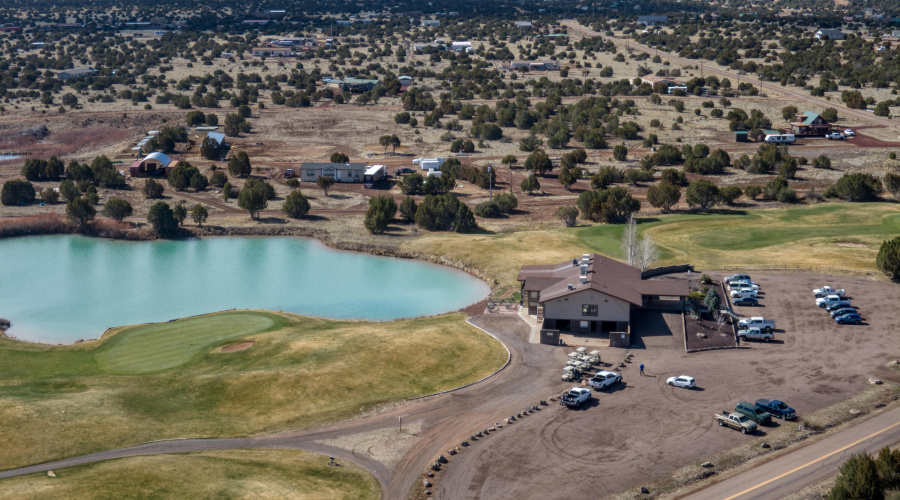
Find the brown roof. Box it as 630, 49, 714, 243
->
518, 253, 688, 305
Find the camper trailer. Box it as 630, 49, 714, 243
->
764, 133, 796, 144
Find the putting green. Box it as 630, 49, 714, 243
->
100, 312, 277, 374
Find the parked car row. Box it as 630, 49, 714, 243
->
716, 399, 797, 434
814, 285, 862, 325
737, 316, 776, 342
725, 274, 763, 306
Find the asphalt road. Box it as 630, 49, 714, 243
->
560, 20, 899, 130
680, 406, 900, 500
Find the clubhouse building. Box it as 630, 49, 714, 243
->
518, 254, 689, 345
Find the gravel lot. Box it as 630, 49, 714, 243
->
434, 272, 900, 499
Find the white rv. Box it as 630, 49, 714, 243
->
764, 133, 796, 144
363, 164, 386, 187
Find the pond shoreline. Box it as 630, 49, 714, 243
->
0, 215, 497, 346
0, 213, 495, 284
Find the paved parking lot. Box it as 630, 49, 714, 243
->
435, 272, 900, 499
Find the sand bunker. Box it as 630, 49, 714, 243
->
219, 341, 255, 353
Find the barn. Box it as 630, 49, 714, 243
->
129, 152, 177, 177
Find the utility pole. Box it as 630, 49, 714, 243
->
488, 165, 493, 199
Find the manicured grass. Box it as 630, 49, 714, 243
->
0, 311, 507, 470
0, 450, 380, 500
403, 202, 900, 287
101, 313, 278, 374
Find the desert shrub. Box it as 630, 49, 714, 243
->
591, 166, 624, 189
832, 173, 884, 201
624, 169, 654, 185
685, 179, 720, 210
719, 186, 743, 205
660, 168, 687, 186
776, 187, 799, 204
474, 200, 502, 218
494, 192, 518, 214
744, 185, 762, 200
646, 181, 681, 212
555, 206, 578, 226
1, 180, 36, 206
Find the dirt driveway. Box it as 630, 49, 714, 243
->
434, 272, 900, 499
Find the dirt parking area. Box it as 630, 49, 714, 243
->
434, 272, 900, 499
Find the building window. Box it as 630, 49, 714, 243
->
582, 304, 598, 317
305, 170, 315, 177
580, 321, 590, 329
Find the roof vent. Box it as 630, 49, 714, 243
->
580, 275, 587, 284
567, 284, 574, 290
572, 258, 578, 266
580, 264, 588, 274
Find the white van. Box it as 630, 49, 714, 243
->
764, 133, 796, 144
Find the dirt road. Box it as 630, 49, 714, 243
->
560, 20, 900, 131
681, 406, 900, 500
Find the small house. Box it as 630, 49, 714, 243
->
641, 75, 678, 86
421, 19, 440, 27
301, 162, 366, 183
251, 47, 295, 57
515, 21, 533, 28
637, 16, 669, 26
790, 111, 831, 136
58, 67, 97, 81
206, 132, 226, 147
451, 41, 472, 52
735, 131, 748, 143
398, 75, 413, 86
503, 61, 560, 71
341, 78, 380, 92
815, 29, 844, 40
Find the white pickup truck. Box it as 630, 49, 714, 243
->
737, 317, 775, 332
561, 387, 592, 408
588, 371, 622, 390
817, 294, 849, 308
715, 411, 758, 434
738, 327, 774, 342
813, 286, 846, 298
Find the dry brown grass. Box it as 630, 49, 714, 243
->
0, 449, 380, 500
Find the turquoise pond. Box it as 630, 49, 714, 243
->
0, 235, 490, 344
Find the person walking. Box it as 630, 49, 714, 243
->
640, 363, 645, 376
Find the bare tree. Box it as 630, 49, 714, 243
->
716, 311, 728, 332
637, 234, 660, 272
621, 214, 639, 266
